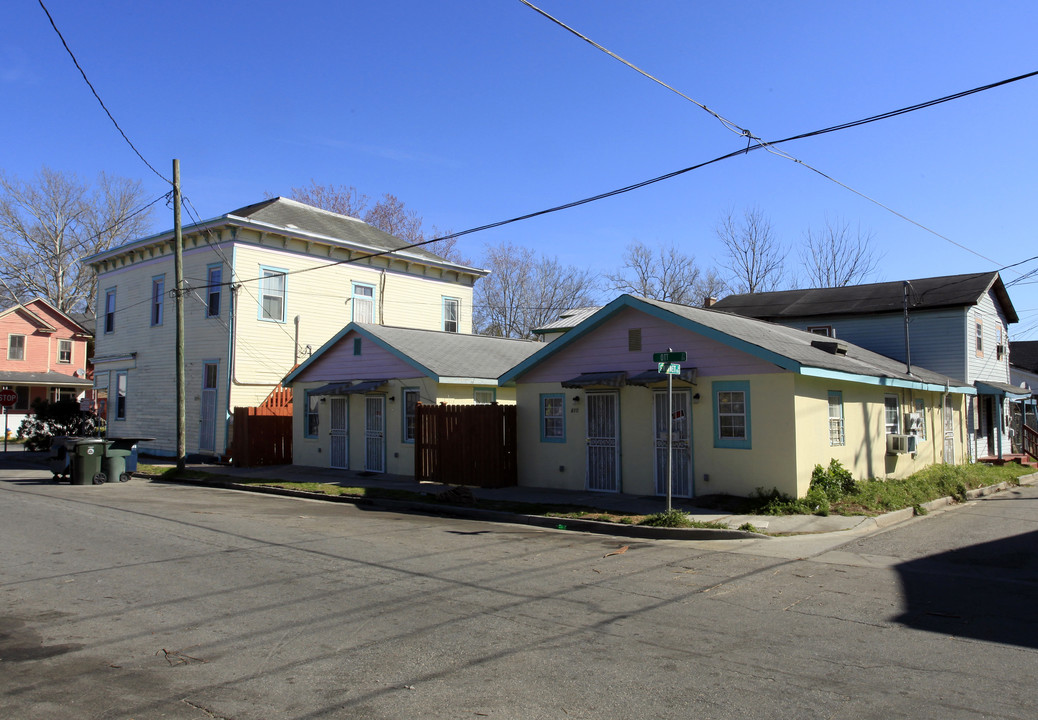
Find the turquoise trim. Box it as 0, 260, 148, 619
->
540, 393, 566, 443
206, 263, 223, 318
258, 265, 287, 323
500, 295, 799, 384
712, 380, 751, 449
282, 323, 439, 386
798, 366, 976, 394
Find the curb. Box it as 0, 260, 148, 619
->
170, 476, 765, 541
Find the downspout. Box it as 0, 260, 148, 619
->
903, 280, 912, 375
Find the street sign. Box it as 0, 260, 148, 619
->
665, 363, 681, 375
0, 388, 17, 408
653, 351, 686, 363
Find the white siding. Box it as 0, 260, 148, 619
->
91, 226, 475, 457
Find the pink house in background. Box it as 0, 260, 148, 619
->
0, 298, 93, 437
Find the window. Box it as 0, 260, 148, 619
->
58, 339, 72, 364
115, 371, 127, 420
353, 338, 362, 356
207, 265, 222, 317
403, 388, 419, 443
808, 326, 834, 337
474, 388, 496, 404
628, 328, 642, 351
911, 398, 927, 440
53, 387, 76, 402
975, 317, 983, 356
259, 268, 286, 322
884, 395, 900, 434
828, 391, 845, 446
540, 394, 565, 442
443, 297, 460, 333
7, 334, 25, 361
305, 391, 320, 438
713, 381, 751, 449
151, 276, 165, 326
352, 283, 375, 323
104, 289, 116, 333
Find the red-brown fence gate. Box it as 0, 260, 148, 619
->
415, 403, 517, 488
230, 386, 294, 467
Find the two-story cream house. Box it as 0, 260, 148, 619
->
85, 197, 486, 459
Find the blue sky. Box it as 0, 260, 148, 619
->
4, 1, 1038, 337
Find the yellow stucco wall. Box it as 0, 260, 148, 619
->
293, 379, 515, 475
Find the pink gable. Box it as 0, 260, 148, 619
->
292, 330, 418, 383
521, 306, 781, 383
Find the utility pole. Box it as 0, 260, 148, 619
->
903, 280, 912, 375
173, 160, 186, 471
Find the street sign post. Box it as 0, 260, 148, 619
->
0, 388, 15, 455
655, 350, 686, 512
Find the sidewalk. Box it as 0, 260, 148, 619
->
168, 459, 873, 539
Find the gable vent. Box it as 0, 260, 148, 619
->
811, 339, 849, 355
628, 328, 642, 351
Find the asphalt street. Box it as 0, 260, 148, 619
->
2, 460, 1037, 719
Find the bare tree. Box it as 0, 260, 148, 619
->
694, 268, 727, 305
716, 206, 785, 294
281, 182, 468, 263
285, 180, 368, 217
799, 216, 881, 288
606, 241, 702, 304
0, 167, 153, 313
474, 241, 599, 338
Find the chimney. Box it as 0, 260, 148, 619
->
703, 296, 717, 308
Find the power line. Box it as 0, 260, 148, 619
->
37, 0, 172, 186
520, 0, 1038, 269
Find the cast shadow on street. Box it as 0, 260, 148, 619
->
894, 528, 1038, 649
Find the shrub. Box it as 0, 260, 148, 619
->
810, 459, 857, 501
638, 509, 694, 528
17, 398, 103, 451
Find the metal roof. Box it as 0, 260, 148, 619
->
532, 306, 603, 334
712, 272, 1018, 324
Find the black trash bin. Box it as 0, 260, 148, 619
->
71, 438, 107, 485
104, 437, 154, 482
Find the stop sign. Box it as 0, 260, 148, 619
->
0, 388, 17, 408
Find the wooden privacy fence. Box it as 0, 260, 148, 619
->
231, 407, 292, 467
416, 403, 517, 488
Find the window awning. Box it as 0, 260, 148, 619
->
560, 371, 626, 389
975, 380, 1033, 400
627, 367, 698, 386
310, 379, 388, 396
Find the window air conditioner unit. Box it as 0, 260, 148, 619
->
886, 434, 911, 455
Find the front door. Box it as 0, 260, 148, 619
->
365, 395, 386, 473
586, 392, 619, 492
943, 394, 955, 464
199, 362, 218, 452
330, 397, 348, 469
654, 390, 692, 497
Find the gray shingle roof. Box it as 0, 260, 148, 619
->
504, 294, 973, 391
712, 272, 1018, 324
287, 324, 543, 385
0, 371, 93, 387
87, 197, 485, 275
1010, 341, 1038, 373
357, 324, 541, 379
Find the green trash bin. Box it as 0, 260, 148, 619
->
72, 439, 107, 485
103, 440, 134, 483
